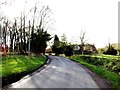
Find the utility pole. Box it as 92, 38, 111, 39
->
20, 13, 23, 52
23, 14, 26, 52
0, 20, 2, 53
0, 20, 3, 44
28, 20, 31, 55
31, 4, 37, 52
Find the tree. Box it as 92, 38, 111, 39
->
60, 33, 68, 50
64, 46, 73, 56
23, 15, 26, 52
52, 34, 61, 55
31, 11, 52, 54
53, 35, 59, 47
61, 34, 67, 44
118, 49, 120, 55
3, 20, 8, 45
8, 20, 14, 53
31, 28, 51, 54
80, 31, 87, 54
0, 2, 53, 55
30, 6, 52, 54
103, 43, 117, 55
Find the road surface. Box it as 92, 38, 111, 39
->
6, 56, 100, 88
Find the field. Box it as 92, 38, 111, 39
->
69, 55, 120, 89
0, 55, 47, 87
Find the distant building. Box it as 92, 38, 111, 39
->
83, 44, 97, 54
73, 44, 97, 54
0, 44, 8, 54
45, 48, 53, 53
73, 45, 81, 54
73, 45, 80, 51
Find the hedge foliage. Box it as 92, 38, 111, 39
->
71, 55, 120, 75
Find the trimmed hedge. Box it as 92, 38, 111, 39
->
71, 55, 120, 75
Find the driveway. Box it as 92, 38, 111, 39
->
5, 56, 104, 88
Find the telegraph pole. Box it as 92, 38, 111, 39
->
28, 20, 31, 55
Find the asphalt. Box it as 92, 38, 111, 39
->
5, 56, 100, 88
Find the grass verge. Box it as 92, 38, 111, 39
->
0, 55, 47, 88
69, 55, 120, 90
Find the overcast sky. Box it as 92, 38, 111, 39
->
0, 0, 119, 48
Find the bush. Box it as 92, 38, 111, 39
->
103, 44, 117, 55
83, 50, 92, 55
72, 55, 120, 75
103, 49, 117, 55
69, 55, 120, 89
73, 50, 82, 54
52, 45, 63, 56
64, 46, 73, 56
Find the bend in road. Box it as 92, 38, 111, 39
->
5, 56, 100, 88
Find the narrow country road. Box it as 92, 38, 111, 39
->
6, 56, 100, 88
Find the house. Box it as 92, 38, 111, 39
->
83, 44, 97, 54
73, 44, 97, 54
0, 44, 8, 54
74, 45, 80, 51
73, 45, 81, 54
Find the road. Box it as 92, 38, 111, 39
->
6, 56, 100, 88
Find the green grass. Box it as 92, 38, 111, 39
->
70, 55, 120, 90
92, 55, 119, 59
70, 55, 120, 74
0, 55, 46, 77
79, 54, 120, 59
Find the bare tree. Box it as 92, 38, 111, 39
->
0, 0, 54, 55
80, 30, 87, 54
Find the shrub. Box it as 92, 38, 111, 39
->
64, 46, 73, 56
103, 43, 117, 55
73, 55, 120, 75
83, 50, 92, 55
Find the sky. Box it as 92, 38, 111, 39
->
0, 0, 119, 48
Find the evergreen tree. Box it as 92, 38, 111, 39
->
31, 27, 51, 54
52, 35, 61, 55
